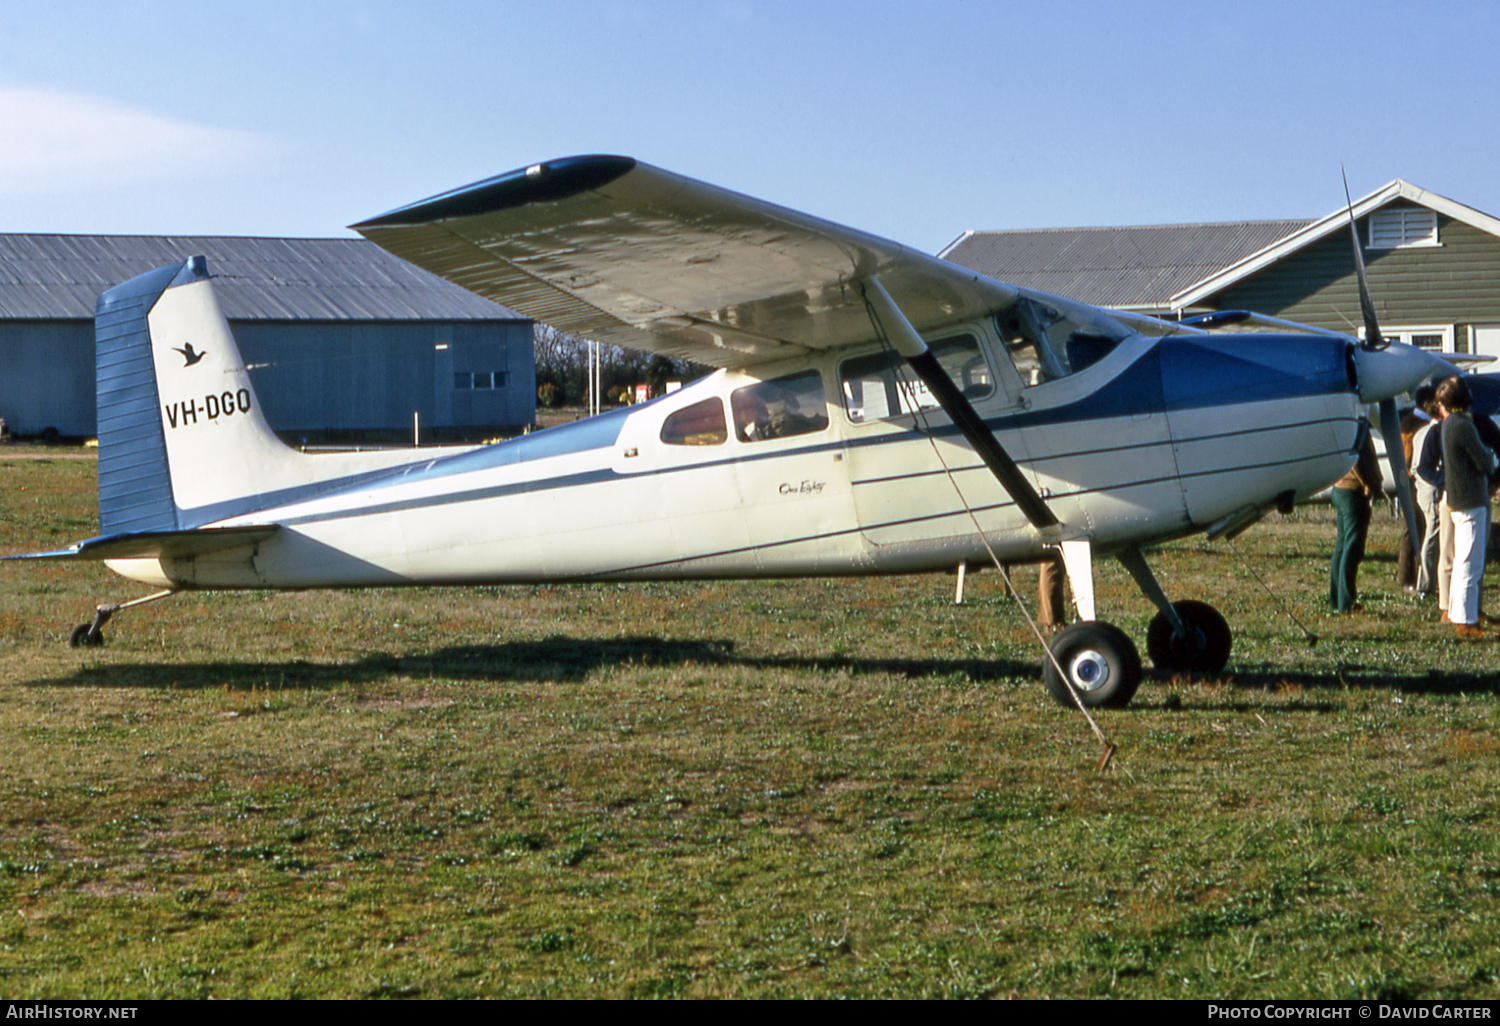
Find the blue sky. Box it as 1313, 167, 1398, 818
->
1, 0, 1495, 255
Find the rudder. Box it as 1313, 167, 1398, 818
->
96, 261, 195, 535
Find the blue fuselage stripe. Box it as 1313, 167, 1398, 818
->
209, 333, 1356, 531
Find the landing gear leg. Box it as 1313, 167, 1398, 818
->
1117, 545, 1232, 675
1040, 538, 1142, 708
66, 589, 177, 648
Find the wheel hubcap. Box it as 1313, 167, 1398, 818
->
1068, 649, 1112, 692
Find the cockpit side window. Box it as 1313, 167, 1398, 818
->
840, 335, 994, 423
731, 370, 829, 443
996, 295, 1132, 386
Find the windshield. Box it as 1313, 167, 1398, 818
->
996, 293, 1134, 386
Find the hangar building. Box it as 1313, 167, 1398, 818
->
941, 179, 1500, 359
0, 234, 535, 442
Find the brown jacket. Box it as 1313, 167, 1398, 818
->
1334, 433, 1383, 496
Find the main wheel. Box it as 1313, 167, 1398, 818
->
1146, 600, 1231, 674
1043, 621, 1142, 709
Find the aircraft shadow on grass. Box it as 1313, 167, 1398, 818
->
32, 634, 1500, 703
36, 636, 1031, 692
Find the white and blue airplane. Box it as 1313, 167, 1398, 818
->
8, 156, 1451, 708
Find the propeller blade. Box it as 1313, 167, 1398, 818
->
1377, 398, 1423, 562
1344, 169, 1387, 351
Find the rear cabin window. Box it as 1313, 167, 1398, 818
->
731, 370, 829, 442
660, 397, 728, 446
840, 335, 993, 422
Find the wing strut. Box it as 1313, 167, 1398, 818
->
859, 277, 1059, 533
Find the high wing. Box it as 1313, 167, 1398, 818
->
351, 155, 1018, 367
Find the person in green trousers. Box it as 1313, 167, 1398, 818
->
1330, 427, 1383, 613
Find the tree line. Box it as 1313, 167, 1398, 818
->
534, 323, 709, 408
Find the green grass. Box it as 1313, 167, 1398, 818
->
1, 450, 1498, 998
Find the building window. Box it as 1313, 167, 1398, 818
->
454, 371, 509, 390
1360, 324, 1454, 353
1368, 208, 1438, 249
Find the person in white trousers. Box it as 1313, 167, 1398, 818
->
1436, 376, 1496, 639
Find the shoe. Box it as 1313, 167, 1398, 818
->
1455, 624, 1486, 640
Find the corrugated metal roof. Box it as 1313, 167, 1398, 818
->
940, 220, 1313, 309
0, 234, 524, 321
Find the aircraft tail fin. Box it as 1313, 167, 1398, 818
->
95, 257, 426, 534
96, 256, 311, 532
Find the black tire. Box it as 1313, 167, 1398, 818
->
1146, 600, 1232, 675
68, 623, 103, 648
1042, 621, 1142, 709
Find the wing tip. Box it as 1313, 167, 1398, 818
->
352, 155, 638, 230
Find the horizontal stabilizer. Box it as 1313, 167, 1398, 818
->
4, 525, 279, 563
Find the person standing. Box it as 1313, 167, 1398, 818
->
1436, 376, 1497, 639
1412, 399, 1445, 599
1398, 386, 1437, 594
1329, 425, 1383, 614
1038, 551, 1067, 631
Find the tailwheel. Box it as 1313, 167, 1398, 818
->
62, 590, 177, 650
68, 623, 105, 648
67, 605, 114, 648
1146, 600, 1232, 675
60, 591, 178, 649
1043, 620, 1142, 709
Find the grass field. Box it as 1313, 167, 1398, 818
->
1, 448, 1498, 999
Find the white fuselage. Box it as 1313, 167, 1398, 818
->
105, 321, 1363, 591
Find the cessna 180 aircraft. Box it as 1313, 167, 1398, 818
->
9, 156, 1453, 708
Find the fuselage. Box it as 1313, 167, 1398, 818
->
106, 319, 1363, 591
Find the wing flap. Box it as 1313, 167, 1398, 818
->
353, 156, 1017, 367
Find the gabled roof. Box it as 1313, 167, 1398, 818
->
1170, 180, 1500, 310
0, 233, 523, 321
938, 220, 1311, 310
